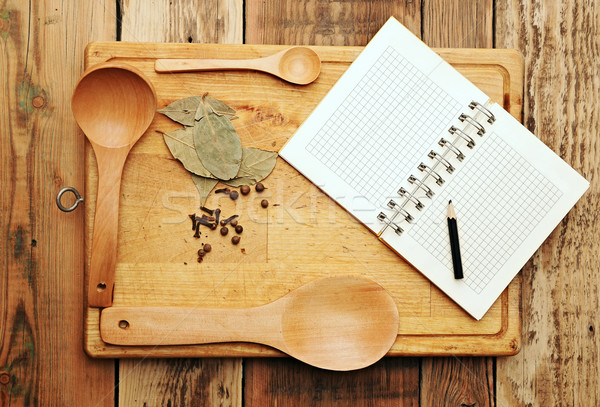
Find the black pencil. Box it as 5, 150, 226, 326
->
447, 200, 464, 279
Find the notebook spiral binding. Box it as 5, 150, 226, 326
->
378, 100, 495, 235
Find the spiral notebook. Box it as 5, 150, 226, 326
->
280, 17, 589, 320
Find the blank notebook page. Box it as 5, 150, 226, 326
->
280, 17, 589, 319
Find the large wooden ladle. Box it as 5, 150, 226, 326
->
72, 62, 157, 308
155, 46, 321, 85
100, 276, 400, 371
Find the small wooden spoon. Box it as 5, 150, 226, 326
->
155, 46, 321, 85
100, 276, 399, 371
72, 62, 157, 308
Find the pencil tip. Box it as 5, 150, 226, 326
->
449, 200, 452, 204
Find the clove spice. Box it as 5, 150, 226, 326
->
193, 223, 201, 238
189, 213, 197, 230
215, 188, 230, 194
196, 216, 216, 229
214, 208, 221, 226
200, 206, 214, 216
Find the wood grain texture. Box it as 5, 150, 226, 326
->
117, 2, 243, 405
0, 0, 116, 405
421, 2, 497, 405
245, 0, 422, 45
244, 357, 420, 406
120, 0, 242, 43
421, 357, 495, 406
82, 43, 522, 359
423, 0, 494, 48
495, 0, 600, 405
118, 358, 241, 407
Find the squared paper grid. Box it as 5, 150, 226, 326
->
406, 134, 563, 293
306, 47, 463, 208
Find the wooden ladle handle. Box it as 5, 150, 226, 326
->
87, 144, 130, 307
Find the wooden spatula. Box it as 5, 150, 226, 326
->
100, 275, 399, 371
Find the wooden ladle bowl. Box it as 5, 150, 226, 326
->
72, 62, 157, 307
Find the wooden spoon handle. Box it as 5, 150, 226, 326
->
87, 145, 130, 307
100, 306, 282, 346
155, 57, 268, 73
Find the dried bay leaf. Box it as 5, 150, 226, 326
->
160, 95, 237, 126
158, 96, 202, 126
161, 128, 215, 178
191, 175, 219, 206
193, 106, 242, 180
223, 147, 278, 187
204, 96, 237, 118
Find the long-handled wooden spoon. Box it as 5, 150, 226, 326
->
155, 46, 321, 85
100, 276, 399, 371
72, 62, 157, 308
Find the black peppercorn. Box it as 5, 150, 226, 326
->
230, 219, 238, 227
235, 225, 243, 234
232, 236, 240, 245
203, 243, 212, 253
240, 185, 250, 195
261, 199, 269, 208
220, 227, 229, 236
197, 249, 205, 257
255, 182, 265, 193
230, 191, 239, 200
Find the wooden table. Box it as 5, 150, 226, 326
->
1, 1, 598, 406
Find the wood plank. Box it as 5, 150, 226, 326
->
421, 358, 495, 406
421, 1, 496, 405
117, 1, 243, 406
121, 0, 242, 44
118, 358, 241, 406
495, 1, 600, 405
245, 0, 422, 45
243, 3, 422, 406
422, 0, 494, 48
0, 0, 116, 406
244, 357, 420, 406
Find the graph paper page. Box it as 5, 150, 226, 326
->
280, 17, 487, 232
380, 104, 589, 319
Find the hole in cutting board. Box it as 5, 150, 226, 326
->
97, 283, 106, 292
118, 320, 130, 329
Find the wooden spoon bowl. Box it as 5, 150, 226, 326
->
100, 276, 399, 371
277, 46, 321, 85
72, 62, 157, 307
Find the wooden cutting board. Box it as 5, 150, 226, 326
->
83, 43, 522, 357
